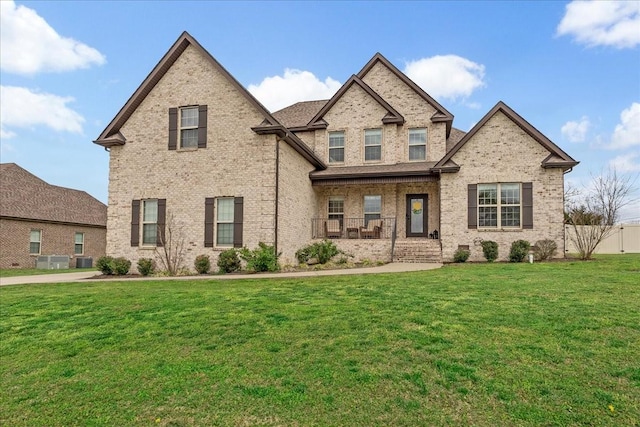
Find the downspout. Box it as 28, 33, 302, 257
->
274, 137, 280, 254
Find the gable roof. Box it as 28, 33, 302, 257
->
94, 31, 325, 169
434, 101, 579, 170
0, 163, 107, 227
357, 53, 454, 136
307, 75, 405, 129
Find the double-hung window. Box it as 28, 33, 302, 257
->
180, 107, 199, 148
142, 199, 159, 245
74, 232, 84, 255
30, 229, 41, 254
364, 195, 382, 225
408, 128, 427, 161
478, 183, 521, 228
364, 129, 382, 161
328, 131, 345, 163
204, 197, 243, 248
328, 197, 344, 223
216, 198, 235, 246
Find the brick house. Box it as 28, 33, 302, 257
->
94, 32, 577, 269
0, 163, 107, 269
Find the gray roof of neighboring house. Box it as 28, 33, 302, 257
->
0, 163, 107, 227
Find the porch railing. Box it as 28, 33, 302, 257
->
312, 217, 396, 240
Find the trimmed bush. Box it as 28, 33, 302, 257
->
453, 248, 470, 263
112, 257, 131, 275
194, 254, 211, 274
481, 240, 499, 262
137, 258, 155, 276
96, 256, 114, 275
218, 249, 241, 273
296, 240, 341, 265
240, 242, 280, 272
533, 239, 558, 261
508, 240, 531, 263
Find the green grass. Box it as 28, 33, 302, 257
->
1, 255, 639, 426
0, 268, 96, 278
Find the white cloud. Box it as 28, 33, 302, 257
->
561, 116, 591, 142
404, 55, 485, 102
609, 151, 640, 172
0, 0, 106, 75
609, 102, 640, 149
0, 86, 85, 136
557, 0, 640, 49
248, 69, 341, 112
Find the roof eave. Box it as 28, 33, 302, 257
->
252, 125, 327, 170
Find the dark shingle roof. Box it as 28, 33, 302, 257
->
310, 161, 438, 180
446, 127, 467, 152
272, 100, 328, 129
0, 163, 107, 227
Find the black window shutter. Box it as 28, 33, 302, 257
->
204, 198, 214, 247
522, 182, 533, 229
157, 199, 166, 246
198, 105, 207, 149
468, 184, 477, 229
233, 197, 243, 248
131, 200, 140, 246
168, 108, 178, 150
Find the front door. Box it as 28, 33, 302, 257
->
406, 194, 428, 237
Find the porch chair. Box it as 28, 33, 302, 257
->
360, 219, 383, 239
325, 219, 342, 239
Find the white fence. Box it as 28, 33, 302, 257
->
565, 224, 640, 254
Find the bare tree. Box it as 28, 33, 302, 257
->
565, 167, 637, 260
155, 211, 186, 275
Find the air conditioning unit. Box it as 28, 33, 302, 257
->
36, 255, 70, 269
76, 257, 93, 268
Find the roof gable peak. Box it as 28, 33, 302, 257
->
94, 31, 279, 147
435, 101, 578, 170
308, 74, 404, 128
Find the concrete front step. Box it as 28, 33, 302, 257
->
393, 239, 442, 263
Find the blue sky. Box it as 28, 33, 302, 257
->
1, 1, 639, 220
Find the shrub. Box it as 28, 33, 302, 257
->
453, 248, 470, 263
111, 257, 131, 275
295, 240, 341, 265
533, 239, 558, 261
508, 240, 531, 263
240, 242, 280, 272
96, 256, 114, 275
137, 258, 155, 276
481, 240, 499, 262
217, 249, 241, 273
194, 254, 211, 274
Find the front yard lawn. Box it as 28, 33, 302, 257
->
1, 255, 638, 426
0, 268, 96, 278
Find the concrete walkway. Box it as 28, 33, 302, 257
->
0, 263, 442, 287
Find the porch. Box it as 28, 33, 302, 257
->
312, 217, 397, 240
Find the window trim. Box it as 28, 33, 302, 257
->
477, 183, 522, 229
179, 106, 199, 149
364, 128, 382, 162
74, 232, 85, 255
30, 229, 41, 255
328, 131, 345, 164
408, 128, 427, 161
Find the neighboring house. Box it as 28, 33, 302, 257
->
94, 32, 578, 270
0, 163, 107, 269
